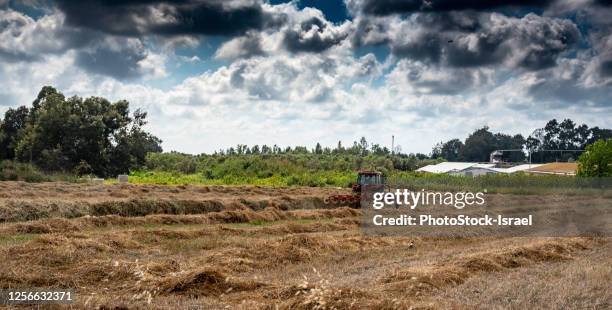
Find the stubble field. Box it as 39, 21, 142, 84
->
0, 182, 610, 309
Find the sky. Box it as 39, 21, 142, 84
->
0, 0, 611, 155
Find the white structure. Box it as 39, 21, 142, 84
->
499, 164, 543, 173
91, 178, 105, 185
417, 162, 544, 176
450, 166, 498, 177
117, 174, 129, 183
417, 162, 495, 174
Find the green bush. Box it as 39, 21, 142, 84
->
0, 160, 48, 182
578, 139, 612, 177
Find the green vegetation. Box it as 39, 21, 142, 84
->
128, 170, 356, 187
0, 160, 79, 182
1, 87, 611, 186
577, 139, 612, 177
126, 169, 611, 194
136, 147, 442, 187
0, 86, 161, 177
0, 233, 38, 247
433, 119, 611, 163
389, 171, 610, 194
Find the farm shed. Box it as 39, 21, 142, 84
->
449, 166, 500, 177
417, 162, 495, 174
418, 162, 545, 176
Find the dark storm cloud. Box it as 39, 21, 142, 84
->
282, 17, 348, 53
75, 38, 148, 79
528, 74, 612, 108
0, 49, 40, 62
0, 8, 157, 80
594, 40, 612, 78
55, 0, 278, 37
600, 59, 612, 76
350, 17, 390, 47
394, 60, 487, 95
348, 0, 555, 16
594, 0, 612, 6
389, 12, 580, 70
525, 57, 612, 108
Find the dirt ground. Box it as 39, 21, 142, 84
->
0, 182, 610, 309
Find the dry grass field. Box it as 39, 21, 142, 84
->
0, 182, 610, 309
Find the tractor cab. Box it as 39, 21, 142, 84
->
357, 171, 383, 185
352, 171, 384, 193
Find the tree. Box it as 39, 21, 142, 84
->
589, 127, 612, 145
251, 145, 260, 154
440, 139, 464, 161
314, 142, 323, 154
6, 86, 161, 176
335, 140, 344, 154
577, 139, 612, 177
0, 106, 29, 159
358, 137, 369, 156
460, 127, 497, 162
261, 144, 271, 154
493, 133, 525, 162
526, 118, 612, 162
431, 142, 443, 159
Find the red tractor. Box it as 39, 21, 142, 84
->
325, 171, 384, 208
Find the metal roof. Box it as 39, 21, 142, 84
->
417, 162, 495, 173
417, 162, 540, 174
497, 164, 543, 173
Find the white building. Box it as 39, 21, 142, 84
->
416, 162, 495, 174
417, 162, 543, 176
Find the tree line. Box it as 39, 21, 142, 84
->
213, 137, 426, 158
432, 120, 611, 163
0, 86, 162, 177
1, 87, 610, 179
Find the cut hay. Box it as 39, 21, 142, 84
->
382, 238, 593, 295
155, 267, 265, 296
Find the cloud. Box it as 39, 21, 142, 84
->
588, 31, 612, 79
75, 37, 148, 80
526, 57, 612, 107
2, 0, 612, 155
0, 9, 167, 80
54, 0, 279, 37
594, 0, 612, 6
214, 32, 265, 60
179, 55, 201, 63
282, 16, 350, 53
350, 16, 393, 47
0, 9, 89, 61
347, 0, 555, 16
213, 4, 353, 58
386, 60, 494, 95
384, 12, 580, 71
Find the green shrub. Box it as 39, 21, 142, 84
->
0, 160, 48, 182
578, 139, 612, 177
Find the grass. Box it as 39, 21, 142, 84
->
0, 233, 38, 246
123, 170, 612, 197
389, 171, 612, 194
0, 160, 80, 182
4, 157, 609, 197
238, 218, 332, 227
0, 182, 609, 309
